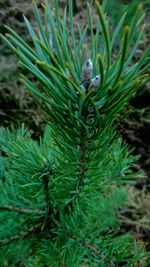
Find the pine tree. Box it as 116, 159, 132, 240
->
0, 0, 150, 266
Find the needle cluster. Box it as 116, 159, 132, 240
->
0, 0, 150, 266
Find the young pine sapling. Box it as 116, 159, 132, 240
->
0, 0, 150, 266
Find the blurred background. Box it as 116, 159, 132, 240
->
0, 0, 150, 252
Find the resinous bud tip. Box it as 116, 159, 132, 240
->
84, 58, 93, 70
89, 75, 100, 89
81, 58, 93, 89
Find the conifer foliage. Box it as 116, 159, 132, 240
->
0, 0, 150, 266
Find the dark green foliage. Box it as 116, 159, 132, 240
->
0, 126, 146, 266
0, 0, 150, 266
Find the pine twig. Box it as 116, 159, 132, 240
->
72, 234, 115, 267
0, 222, 43, 246
0, 204, 46, 215
42, 167, 54, 215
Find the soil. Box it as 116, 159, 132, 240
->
0, 0, 150, 261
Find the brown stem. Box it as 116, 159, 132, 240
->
0, 204, 46, 215
0, 222, 43, 246
66, 102, 90, 207
42, 167, 54, 216
72, 233, 115, 267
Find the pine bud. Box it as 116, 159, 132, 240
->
89, 75, 100, 90
81, 58, 93, 89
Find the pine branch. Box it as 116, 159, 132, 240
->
72, 233, 115, 267
66, 101, 90, 208
42, 167, 54, 216
0, 222, 43, 246
0, 0, 149, 265
0, 205, 46, 215
77, 104, 89, 185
